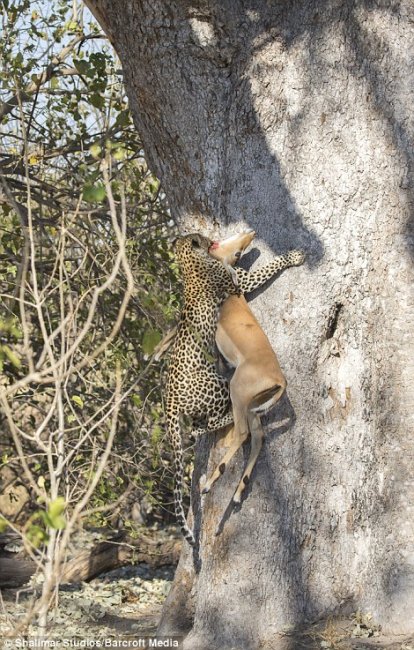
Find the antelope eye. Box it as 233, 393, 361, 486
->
235, 251, 241, 259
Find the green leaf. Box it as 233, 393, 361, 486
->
82, 184, 106, 203
89, 143, 102, 158
1, 345, 21, 368
73, 59, 90, 76
72, 395, 84, 408
46, 497, 66, 529
151, 424, 162, 445
115, 110, 130, 128
27, 523, 48, 547
89, 52, 107, 74
131, 394, 142, 407
142, 329, 162, 356
89, 93, 105, 109
0, 516, 8, 534
113, 147, 127, 161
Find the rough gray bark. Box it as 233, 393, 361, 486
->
85, 1, 414, 647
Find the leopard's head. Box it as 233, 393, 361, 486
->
174, 233, 237, 298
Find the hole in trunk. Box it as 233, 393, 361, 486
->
326, 302, 343, 339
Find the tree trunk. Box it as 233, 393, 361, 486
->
85, 1, 414, 647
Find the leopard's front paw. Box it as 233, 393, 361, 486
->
289, 249, 306, 266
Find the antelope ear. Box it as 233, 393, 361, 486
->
223, 261, 239, 288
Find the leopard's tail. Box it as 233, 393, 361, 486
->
168, 412, 195, 546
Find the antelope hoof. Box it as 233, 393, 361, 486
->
200, 474, 210, 494
233, 475, 249, 503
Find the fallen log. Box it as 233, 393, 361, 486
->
0, 532, 181, 588
0, 556, 37, 587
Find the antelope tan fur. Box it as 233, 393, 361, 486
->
205, 230, 288, 503
154, 230, 303, 506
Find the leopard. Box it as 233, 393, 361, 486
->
166, 232, 304, 545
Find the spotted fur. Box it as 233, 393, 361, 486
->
166, 234, 304, 545
166, 234, 237, 545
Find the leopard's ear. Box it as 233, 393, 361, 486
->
180, 232, 211, 252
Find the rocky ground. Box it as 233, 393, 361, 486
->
0, 527, 413, 649
0, 526, 177, 645
0, 562, 174, 641
1, 569, 413, 650
287, 617, 414, 650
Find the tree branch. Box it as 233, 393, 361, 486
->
0, 34, 105, 120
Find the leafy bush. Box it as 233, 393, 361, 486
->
0, 0, 182, 533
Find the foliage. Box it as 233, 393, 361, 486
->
0, 0, 181, 535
